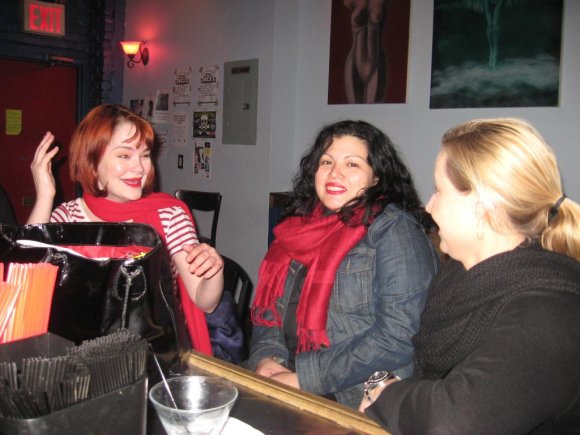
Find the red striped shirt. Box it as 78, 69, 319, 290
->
50, 198, 199, 258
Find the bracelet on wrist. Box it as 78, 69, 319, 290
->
363, 371, 399, 404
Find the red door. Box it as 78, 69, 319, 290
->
0, 58, 78, 224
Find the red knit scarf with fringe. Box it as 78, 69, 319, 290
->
252, 206, 368, 352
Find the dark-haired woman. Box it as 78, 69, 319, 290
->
248, 120, 439, 409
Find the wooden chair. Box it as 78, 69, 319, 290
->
222, 255, 253, 327
222, 255, 254, 350
0, 184, 17, 225
175, 190, 222, 247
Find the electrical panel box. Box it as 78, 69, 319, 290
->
222, 58, 259, 145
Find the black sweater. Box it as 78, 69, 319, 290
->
366, 244, 580, 435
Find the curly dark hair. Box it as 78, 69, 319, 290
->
282, 120, 432, 229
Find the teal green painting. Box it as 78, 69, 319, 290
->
430, 0, 563, 108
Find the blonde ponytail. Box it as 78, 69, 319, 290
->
442, 118, 580, 262
541, 198, 580, 261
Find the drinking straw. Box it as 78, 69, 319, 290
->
1, 263, 58, 342
151, 349, 178, 409
6, 263, 31, 341
24, 263, 58, 337
0, 361, 17, 389
68, 329, 148, 397
0, 284, 20, 344
22, 264, 37, 337
0, 330, 147, 419
0, 282, 21, 342
40, 264, 58, 332
2, 311, 15, 343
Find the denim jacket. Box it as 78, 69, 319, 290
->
248, 204, 439, 409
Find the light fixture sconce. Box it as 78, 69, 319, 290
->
120, 40, 149, 68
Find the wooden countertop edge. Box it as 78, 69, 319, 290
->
183, 350, 388, 435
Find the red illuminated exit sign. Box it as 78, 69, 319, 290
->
23, 0, 65, 37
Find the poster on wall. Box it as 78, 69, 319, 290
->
193, 111, 216, 138
328, 0, 410, 104
172, 112, 188, 147
193, 139, 212, 178
153, 90, 170, 124
198, 66, 219, 107
430, 0, 563, 108
156, 129, 169, 159
144, 96, 155, 122
129, 99, 144, 116
173, 68, 192, 107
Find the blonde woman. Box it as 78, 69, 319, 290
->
360, 118, 580, 434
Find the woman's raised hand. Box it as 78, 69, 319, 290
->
183, 243, 224, 279
26, 132, 59, 224
30, 132, 59, 200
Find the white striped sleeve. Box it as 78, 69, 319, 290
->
50, 199, 86, 222
160, 206, 199, 258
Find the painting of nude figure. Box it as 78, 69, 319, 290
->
328, 0, 410, 105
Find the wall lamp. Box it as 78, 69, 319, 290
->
120, 40, 149, 68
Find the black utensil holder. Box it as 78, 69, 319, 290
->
0, 333, 148, 435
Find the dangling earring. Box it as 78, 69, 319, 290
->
476, 217, 484, 241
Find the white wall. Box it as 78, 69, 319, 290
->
125, 0, 580, 285
123, 0, 276, 284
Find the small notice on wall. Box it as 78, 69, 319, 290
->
6, 109, 22, 135
193, 139, 212, 179
172, 112, 188, 147
173, 68, 192, 107
152, 90, 170, 124
193, 111, 216, 138
156, 129, 169, 159
197, 66, 219, 107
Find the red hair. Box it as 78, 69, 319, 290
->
69, 104, 156, 196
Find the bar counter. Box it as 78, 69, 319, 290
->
148, 351, 388, 434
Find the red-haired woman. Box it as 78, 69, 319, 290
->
27, 104, 223, 355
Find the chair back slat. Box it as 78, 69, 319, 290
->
222, 255, 253, 354
174, 190, 222, 247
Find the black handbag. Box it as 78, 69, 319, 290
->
0, 222, 189, 362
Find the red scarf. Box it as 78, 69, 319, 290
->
83, 192, 212, 356
252, 206, 368, 352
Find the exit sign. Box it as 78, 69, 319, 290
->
23, 0, 65, 37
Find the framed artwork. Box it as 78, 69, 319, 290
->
328, 0, 411, 104
430, 0, 563, 109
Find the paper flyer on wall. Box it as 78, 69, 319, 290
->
172, 112, 188, 147
144, 96, 155, 122
193, 111, 216, 138
197, 66, 219, 107
156, 129, 169, 159
173, 68, 192, 107
152, 90, 170, 124
129, 99, 144, 117
193, 139, 212, 179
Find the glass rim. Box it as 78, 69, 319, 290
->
149, 375, 238, 414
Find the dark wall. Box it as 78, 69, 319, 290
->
0, 0, 126, 118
